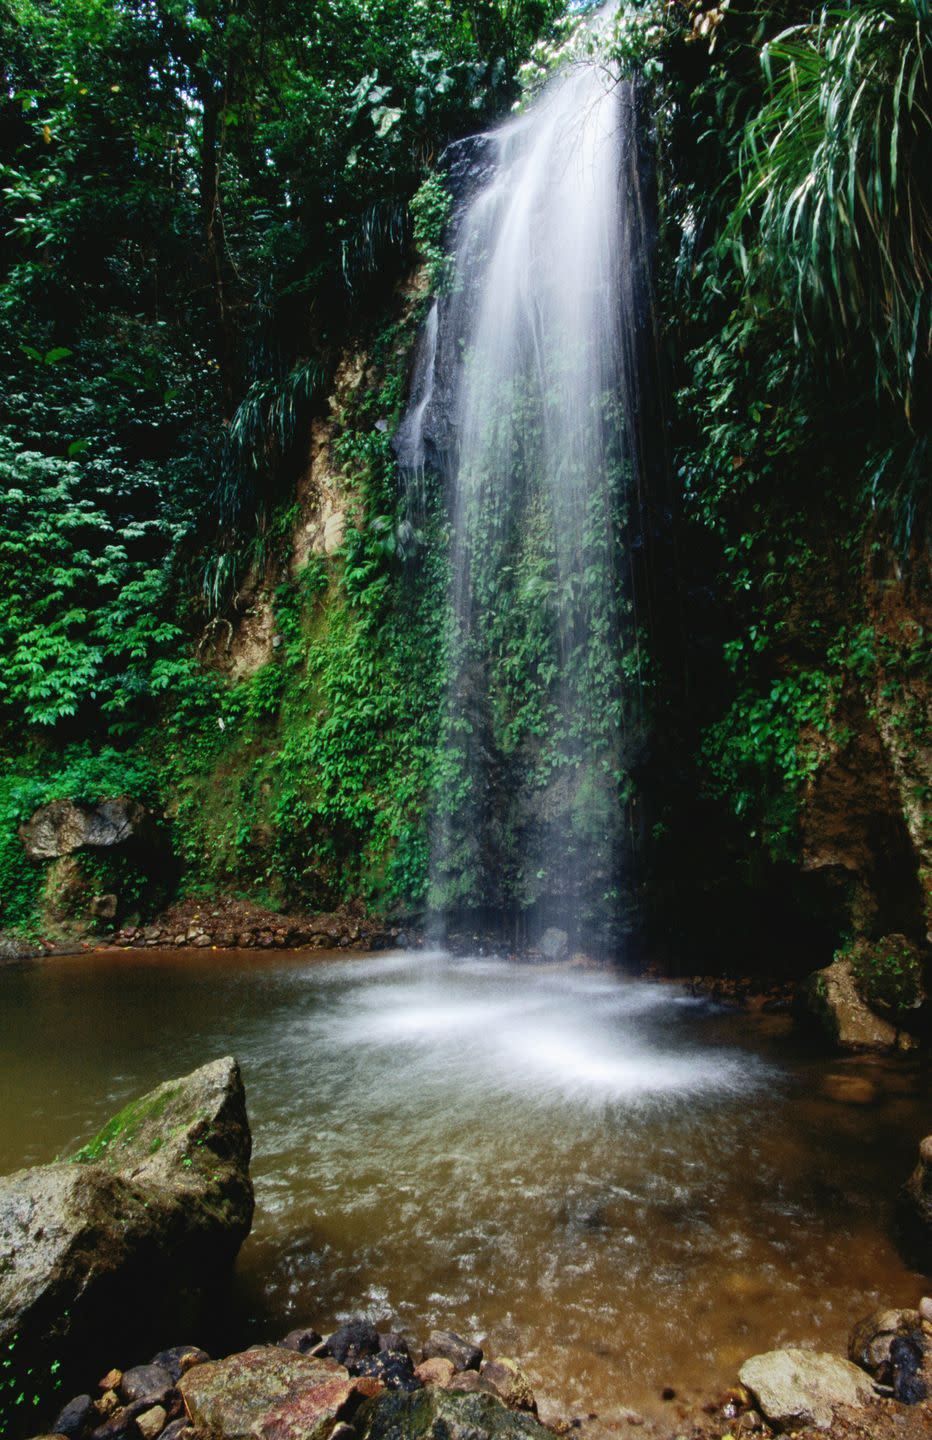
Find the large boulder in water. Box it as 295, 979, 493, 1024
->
739, 1348, 875, 1430
0, 1058, 253, 1409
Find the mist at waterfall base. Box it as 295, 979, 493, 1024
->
396, 11, 659, 951
2, 946, 928, 1426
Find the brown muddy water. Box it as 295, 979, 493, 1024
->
0, 946, 928, 1425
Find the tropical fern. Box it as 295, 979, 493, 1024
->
735, 0, 931, 419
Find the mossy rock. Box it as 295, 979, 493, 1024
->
356, 1388, 551, 1440
801, 956, 900, 1051
850, 933, 926, 1018
0, 1058, 253, 1439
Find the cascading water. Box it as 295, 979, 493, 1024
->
397, 6, 657, 948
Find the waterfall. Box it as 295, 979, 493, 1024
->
397, 7, 654, 950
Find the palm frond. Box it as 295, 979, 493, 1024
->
340, 199, 410, 293
733, 0, 931, 417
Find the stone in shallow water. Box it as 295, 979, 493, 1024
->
324, 1322, 381, 1369
280, 1331, 324, 1357
479, 1360, 537, 1414
848, 1307, 922, 1380
889, 1335, 929, 1405
149, 1348, 210, 1384
352, 1354, 420, 1393
421, 1331, 482, 1373
739, 1348, 875, 1430
377, 1334, 411, 1361
178, 1347, 369, 1440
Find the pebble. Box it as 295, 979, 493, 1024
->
279, 1327, 323, 1355
150, 1347, 209, 1383
422, 1328, 483, 1372
378, 1331, 412, 1359
136, 1406, 167, 1440
158, 1423, 192, 1440
96, 1391, 120, 1420
52, 1394, 94, 1438
415, 1358, 456, 1386
99, 1370, 122, 1392
120, 1364, 173, 1406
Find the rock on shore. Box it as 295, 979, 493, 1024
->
802, 957, 902, 1051
179, 1346, 380, 1440
0, 1058, 253, 1401
356, 1389, 549, 1440
739, 1347, 876, 1430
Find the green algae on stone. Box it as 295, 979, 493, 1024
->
356, 1388, 552, 1440
70, 1085, 180, 1165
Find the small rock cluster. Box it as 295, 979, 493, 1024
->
113, 898, 402, 953
30, 1321, 541, 1440
38, 1347, 210, 1440
25, 1297, 932, 1440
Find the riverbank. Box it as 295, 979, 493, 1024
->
31, 1302, 932, 1440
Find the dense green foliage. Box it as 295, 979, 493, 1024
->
0, 0, 562, 933
616, 0, 930, 960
